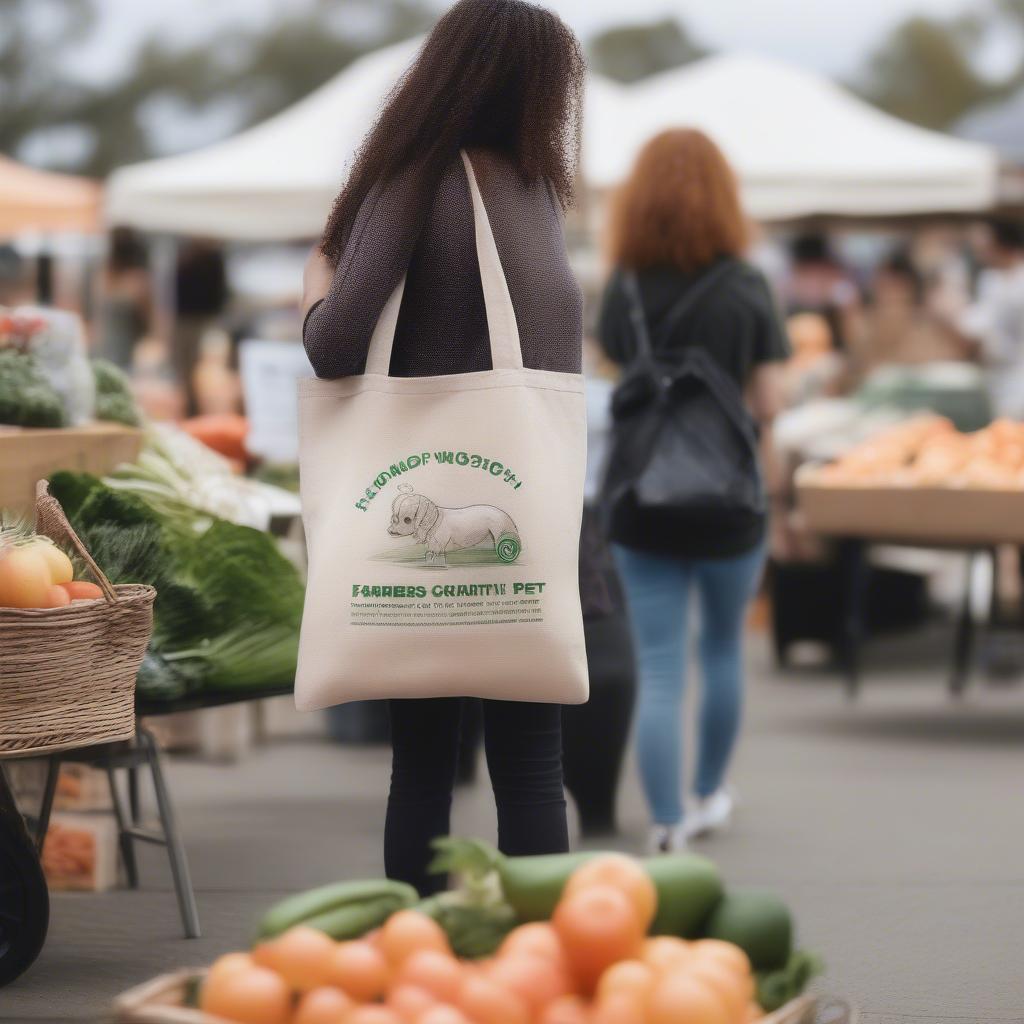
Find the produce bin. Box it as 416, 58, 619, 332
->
114, 971, 821, 1024
0, 423, 143, 513
797, 466, 1024, 545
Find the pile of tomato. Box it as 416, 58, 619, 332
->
201, 855, 763, 1024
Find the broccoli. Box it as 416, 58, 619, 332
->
0, 348, 65, 427
91, 358, 141, 426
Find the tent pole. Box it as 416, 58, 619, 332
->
151, 233, 178, 358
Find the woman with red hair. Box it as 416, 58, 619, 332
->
599, 129, 788, 853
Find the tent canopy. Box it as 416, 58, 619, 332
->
105, 42, 999, 240
0, 155, 102, 236
587, 54, 998, 219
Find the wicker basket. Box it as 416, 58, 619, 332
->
0, 480, 155, 758
114, 971, 824, 1024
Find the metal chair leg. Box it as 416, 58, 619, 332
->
34, 756, 61, 854
105, 766, 139, 889
138, 727, 201, 939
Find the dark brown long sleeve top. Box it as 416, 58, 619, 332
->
302, 149, 582, 378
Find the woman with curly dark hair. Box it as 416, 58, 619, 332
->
599, 129, 789, 854
302, 0, 585, 893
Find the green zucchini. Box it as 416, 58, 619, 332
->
257, 879, 417, 939
301, 895, 410, 941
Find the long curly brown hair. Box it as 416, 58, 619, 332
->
320, 0, 585, 264
607, 129, 749, 274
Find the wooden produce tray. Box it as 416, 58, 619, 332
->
797, 466, 1024, 546
0, 422, 143, 513
114, 970, 820, 1024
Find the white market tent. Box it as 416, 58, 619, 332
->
106, 41, 999, 240
588, 54, 999, 218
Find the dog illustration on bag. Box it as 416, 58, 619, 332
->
387, 485, 521, 567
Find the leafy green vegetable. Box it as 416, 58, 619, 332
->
0, 348, 65, 427
193, 626, 298, 690
756, 949, 823, 1012
416, 897, 517, 959
48, 471, 103, 521
152, 581, 215, 648
421, 838, 518, 958
50, 468, 304, 700
92, 359, 141, 426
187, 520, 305, 630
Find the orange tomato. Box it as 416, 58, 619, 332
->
563, 855, 657, 931
344, 1008, 403, 1024
592, 990, 646, 1024
396, 950, 464, 1004
388, 984, 439, 1021
378, 911, 452, 966
205, 951, 254, 985
294, 986, 355, 1024
200, 963, 291, 1024
252, 925, 337, 993
552, 885, 645, 994
328, 940, 391, 1002
485, 954, 573, 1013
744, 1000, 765, 1023
457, 971, 530, 1024
640, 937, 693, 974
413, 1007, 472, 1024
43, 584, 71, 608
537, 994, 591, 1024
691, 940, 753, 982
594, 959, 655, 1004
688, 959, 748, 1021
60, 580, 104, 601
498, 922, 567, 968
647, 972, 732, 1024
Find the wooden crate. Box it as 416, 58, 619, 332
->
0, 423, 143, 513
114, 970, 820, 1024
797, 466, 1024, 546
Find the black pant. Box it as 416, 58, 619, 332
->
386, 698, 568, 895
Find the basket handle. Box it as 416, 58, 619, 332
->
34, 479, 119, 605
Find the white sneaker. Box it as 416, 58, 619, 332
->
685, 789, 735, 839
647, 823, 688, 855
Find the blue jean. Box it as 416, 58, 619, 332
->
614, 543, 765, 826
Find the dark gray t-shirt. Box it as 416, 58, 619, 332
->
598, 260, 790, 559
303, 149, 582, 378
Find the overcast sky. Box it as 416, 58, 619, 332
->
72, 0, 980, 81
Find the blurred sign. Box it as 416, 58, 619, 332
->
239, 339, 313, 463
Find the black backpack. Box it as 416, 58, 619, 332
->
601, 262, 765, 557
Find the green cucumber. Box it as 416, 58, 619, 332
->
257, 879, 417, 938
644, 854, 724, 938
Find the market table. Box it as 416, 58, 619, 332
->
797, 471, 1023, 698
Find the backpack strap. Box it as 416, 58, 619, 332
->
651, 258, 738, 350
621, 271, 654, 360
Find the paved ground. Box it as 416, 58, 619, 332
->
4, 630, 1024, 1023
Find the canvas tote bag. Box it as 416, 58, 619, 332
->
295, 152, 588, 710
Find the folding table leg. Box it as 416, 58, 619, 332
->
128, 766, 142, 825
105, 765, 139, 889
34, 757, 61, 854
138, 728, 201, 939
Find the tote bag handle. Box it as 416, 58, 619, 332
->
364, 150, 524, 375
